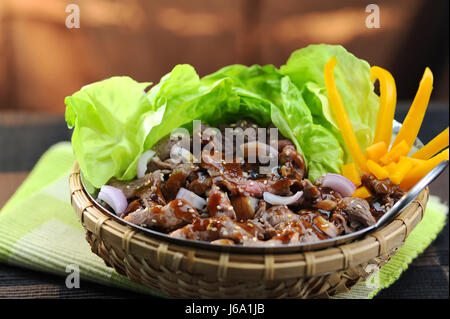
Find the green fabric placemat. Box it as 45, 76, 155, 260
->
0, 142, 448, 299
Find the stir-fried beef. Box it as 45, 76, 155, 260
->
279, 145, 306, 180
136, 170, 167, 208
257, 205, 302, 230
109, 171, 163, 199
169, 216, 265, 244
338, 197, 376, 228
107, 119, 405, 246
161, 164, 198, 201
186, 171, 211, 196
277, 139, 295, 151
124, 199, 199, 231
230, 196, 259, 221
206, 185, 236, 219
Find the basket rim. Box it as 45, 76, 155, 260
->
70, 161, 429, 279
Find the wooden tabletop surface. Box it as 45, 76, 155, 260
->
0, 105, 448, 299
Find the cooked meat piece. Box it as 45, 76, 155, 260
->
244, 220, 326, 246
186, 171, 211, 196
201, 150, 262, 195
277, 139, 295, 151
148, 156, 177, 170
217, 119, 259, 152
257, 205, 302, 230
117, 170, 167, 219
121, 199, 143, 218
297, 209, 338, 240
391, 188, 406, 200
313, 200, 337, 211
161, 164, 198, 201
169, 216, 265, 244
312, 188, 341, 211
367, 198, 388, 220
151, 131, 193, 161
244, 229, 301, 246
231, 196, 259, 221
263, 178, 302, 196
361, 174, 399, 196
108, 171, 164, 199
206, 185, 236, 219
330, 210, 350, 234
312, 215, 339, 238
338, 197, 376, 227
124, 199, 199, 231
201, 149, 302, 197
300, 228, 323, 243
151, 136, 178, 160
210, 239, 235, 245
135, 171, 167, 207
254, 200, 267, 218
301, 179, 321, 201
279, 145, 306, 180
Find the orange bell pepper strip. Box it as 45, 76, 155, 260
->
352, 186, 372, 198
411, 127, 449, 160
380, 140, 410, 165
324, 57, 367, 172
390, 156, 415, 185
400, 148, 449, 190
341, 163, 361, 187
367, 159, 389, 180
392, 68, 433, 150
370, 66, 397, 146
366, 141, 388, 163
408, 157, 426, 167
383, 162, 397, 175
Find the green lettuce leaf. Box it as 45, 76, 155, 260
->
65, 76, 155, 188
143, 64, 241, 150
203, 64, 343, 181
271, 77, 343, 181
280, 44, 379, 161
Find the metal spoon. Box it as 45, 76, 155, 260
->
375, 160, 449, 228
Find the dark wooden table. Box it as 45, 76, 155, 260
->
0, 104, 448, 299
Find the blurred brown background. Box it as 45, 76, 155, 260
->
0, 0, 448, 114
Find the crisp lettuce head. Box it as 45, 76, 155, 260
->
65, 44, 378, 188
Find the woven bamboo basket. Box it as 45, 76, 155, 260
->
69, 161, 429, 298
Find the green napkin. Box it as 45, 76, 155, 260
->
0, 142, 448, 299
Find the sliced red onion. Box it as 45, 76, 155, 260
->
263, 191, 303, 206
249, 196, 259, 212
321, 173, 356, 197
240, 141, 278, 163
97, 185, 128, 216
137, 150, 156, 178
175, 187, 206, 210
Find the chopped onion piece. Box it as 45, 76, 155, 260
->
170, 145, 194, 163
263, 191, 303, 206
137, 150, 156, 178
240, 141, 278, 162
321, 173, 356, 197
97, 185, 128, 216
249, 197, 259, 212
176, 187, 206, 210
